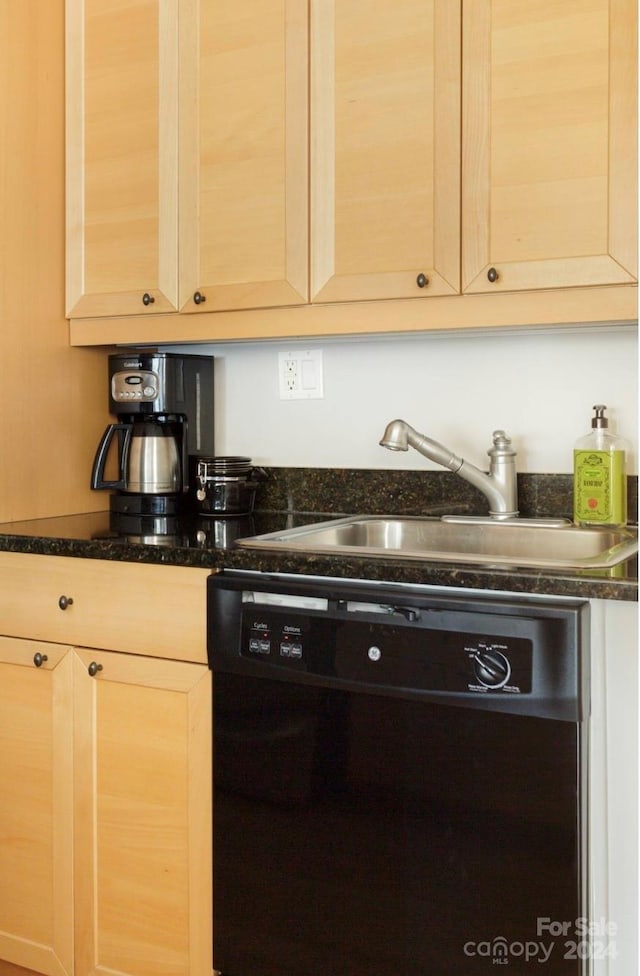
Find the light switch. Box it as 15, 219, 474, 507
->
301, 358, 317, 390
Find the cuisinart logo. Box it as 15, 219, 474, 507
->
122, 359, 143, 368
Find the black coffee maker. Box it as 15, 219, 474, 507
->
91, 351, 215, 532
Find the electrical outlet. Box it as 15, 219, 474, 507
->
278, 349, 324, 400
283, 357, 298, 393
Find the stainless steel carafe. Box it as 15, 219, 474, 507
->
127, 422, 180, 493
91, 419, 181, 495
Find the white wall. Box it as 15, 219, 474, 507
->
165, 324, 638, 473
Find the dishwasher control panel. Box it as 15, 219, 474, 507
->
247, 619, 304, 661
240, 602, 533, 695
208, 573, 588, 721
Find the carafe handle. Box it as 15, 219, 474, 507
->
90, 423, 131, 490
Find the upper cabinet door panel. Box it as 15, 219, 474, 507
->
311, 0, 461, 303
462, 0, 638, 293
66, 0, 179, 317
179, 0, 308, 313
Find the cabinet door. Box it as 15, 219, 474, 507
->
66, 0, 179, 317
73, 649, 212, 976
0, 640, 73, 976
179, 0, 308, 312
462, 0, 638, 293
311, 0, 460, 303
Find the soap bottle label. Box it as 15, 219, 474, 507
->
573, 450, 626, 525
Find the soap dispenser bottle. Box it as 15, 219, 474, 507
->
573, 404, 629, 526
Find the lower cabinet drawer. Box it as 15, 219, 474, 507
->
0, 552, 210, 662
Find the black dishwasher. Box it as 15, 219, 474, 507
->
207, 571, 589, 976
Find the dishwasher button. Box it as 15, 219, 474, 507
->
280, 641, 303, 659
249, 634, 271, 654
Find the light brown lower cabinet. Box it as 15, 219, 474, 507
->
0, 635, 212, 976
0, 640, 73, 976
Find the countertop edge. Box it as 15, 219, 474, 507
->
0, 532, 635, 603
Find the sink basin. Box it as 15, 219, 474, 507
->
235, 515, 638, 570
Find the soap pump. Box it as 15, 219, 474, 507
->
573, 404, 629, 526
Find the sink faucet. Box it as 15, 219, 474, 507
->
379, 420, 518, 519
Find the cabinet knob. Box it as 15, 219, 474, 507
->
193, 291, 206, 305
142, 292, 155, 306
487, 266, 499, 283
58, 595, 74, 610
88, 661, 103, 678
416, 273, 429, 288
33, 652, 49, 668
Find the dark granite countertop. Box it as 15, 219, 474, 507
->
0, 506, 635, 603
0, 468, 636, 601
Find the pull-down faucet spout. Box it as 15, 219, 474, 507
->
380, 419, 518, 519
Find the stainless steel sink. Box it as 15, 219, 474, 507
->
235, 515, 639, 570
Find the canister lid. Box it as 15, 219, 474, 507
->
195, 456, 253, 477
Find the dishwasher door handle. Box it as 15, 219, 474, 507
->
383, 605, 421, 622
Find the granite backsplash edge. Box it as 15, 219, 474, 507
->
253, 468, 639, 523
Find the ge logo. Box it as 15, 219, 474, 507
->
367, 646, 382, 662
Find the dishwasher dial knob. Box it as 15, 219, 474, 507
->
473, 648, 511, 688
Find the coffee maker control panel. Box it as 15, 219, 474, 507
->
105, 351, 215, 454
112, 370, 159, 403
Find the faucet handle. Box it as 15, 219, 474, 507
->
490, 430, 516, 458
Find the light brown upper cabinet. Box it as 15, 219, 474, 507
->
66, 0, 179, 318
66, 0, 637, 335
462, 0, 638, 293
310, 1, 461, 302
67, 0, 308, 319
179, 0, 308, 312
